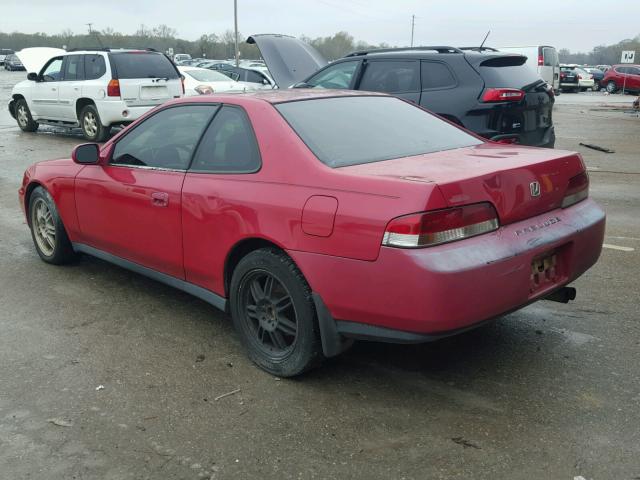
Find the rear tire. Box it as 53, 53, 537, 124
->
229, 248, 324, 377
15, 99, 39, 132
28, 187, 77, 265
606, 81, 617, 94
80, 104, 111, 142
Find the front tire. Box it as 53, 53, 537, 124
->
80, 104, 111, 142
230, 248, 324, 377
15, 99, 39, 132
606, 81, 617, 94
28, 187, 77, 265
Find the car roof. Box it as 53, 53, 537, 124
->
166, 89, 387, 107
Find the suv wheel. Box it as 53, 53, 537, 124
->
230, 248, 324, 376
606, 81, 617, 94
80, 104, 111, 142
15, 99, 39, 132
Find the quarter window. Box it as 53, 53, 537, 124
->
190, 106, 261, 173
358, 61, 419, 93
84, 55, 106, 80
307, 61, 358, 89
41, 58, 63, 82
111, 105, 217, 170
420, 61, 456, 89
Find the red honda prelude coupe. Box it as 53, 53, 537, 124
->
19, 90, 605, 376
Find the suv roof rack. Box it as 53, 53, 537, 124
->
459, 46, 500, 53
66, 47, 159, 52
345, 46, 463, 57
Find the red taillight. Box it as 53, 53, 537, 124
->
107, 79, 120, 97
481, 88, 525, 103
578, 75, 583, 80
382, 203, 499, 248
562, 172, 589, 208
538, 55, 544, 66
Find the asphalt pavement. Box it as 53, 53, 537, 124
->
0, 69, 639, 480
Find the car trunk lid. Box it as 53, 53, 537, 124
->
247, 34, 327, 88
340, 144, 585, 225
109, 52, 182, 106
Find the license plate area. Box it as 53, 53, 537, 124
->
140, 85, 169, 100
529, 245, 569, 296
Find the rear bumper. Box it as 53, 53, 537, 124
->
490, 125, 555, 148
289, 199, 605, 341
97, 100, 160, 126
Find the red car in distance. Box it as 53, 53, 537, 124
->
19, 90, 605, 376
601, 64, 640, 93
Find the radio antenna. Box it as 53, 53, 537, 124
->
479, 30, 491, 49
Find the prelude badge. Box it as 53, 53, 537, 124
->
530, 181, 541, 197
515, 217, 561, 236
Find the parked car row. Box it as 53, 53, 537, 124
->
559, 64, 595, 92
9, 36, 558, 147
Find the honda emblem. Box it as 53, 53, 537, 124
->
530, 181, 541, 197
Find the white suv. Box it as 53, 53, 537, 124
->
9, 48, 183, 141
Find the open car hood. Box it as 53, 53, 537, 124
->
247, 34, 327, 88
16, 47, 66, 74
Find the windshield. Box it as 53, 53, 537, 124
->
186, 69, 232, 82
276, 96, 482, 168
111, 52, 179, 79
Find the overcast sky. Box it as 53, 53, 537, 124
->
1, 0, 638, 52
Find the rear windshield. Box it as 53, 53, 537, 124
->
479, 56, 541, 88
110, 52, 179, 79
276, 96, 482, 168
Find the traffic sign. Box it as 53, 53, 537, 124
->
621, 50, 635, 63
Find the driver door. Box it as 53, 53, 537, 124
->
74, 104, 218, 278
31, 56, 64, 119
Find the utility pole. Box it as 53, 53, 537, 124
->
234, 0, 239, 67
410, 14, 415, 47
86, 23, 93, 35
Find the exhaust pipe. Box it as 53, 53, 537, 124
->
545, 287, 576, 304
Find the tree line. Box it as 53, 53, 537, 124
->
559, 35, 640, 65
0, 26, 380, 61
2, 26, 637, 65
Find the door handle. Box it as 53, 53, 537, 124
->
151, 191, 169, 207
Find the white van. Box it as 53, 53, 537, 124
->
498, 46, 560, 92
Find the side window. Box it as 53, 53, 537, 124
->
420, 61, 456, 90
307, 61, 358, 89
84, 55, 106, 80
111, 105, 216, 170
629, 67, 640, 76
190, 106, 261, 173
41, 58, 64, 82
63, 55, 85, 81
244, 70, 266, 84
616, 67, 628, 74
543, 48, 557, 67
358, 61, 419, 93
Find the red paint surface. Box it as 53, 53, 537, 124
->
19, 91, 606, 335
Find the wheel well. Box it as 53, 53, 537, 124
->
224, 238, 285, 295
76, 98, 95, 120
9, 94, 24, 118
24, 181, 44, 225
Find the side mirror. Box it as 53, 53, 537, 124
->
27, 72, 38, 81
72, 143, 100, 164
